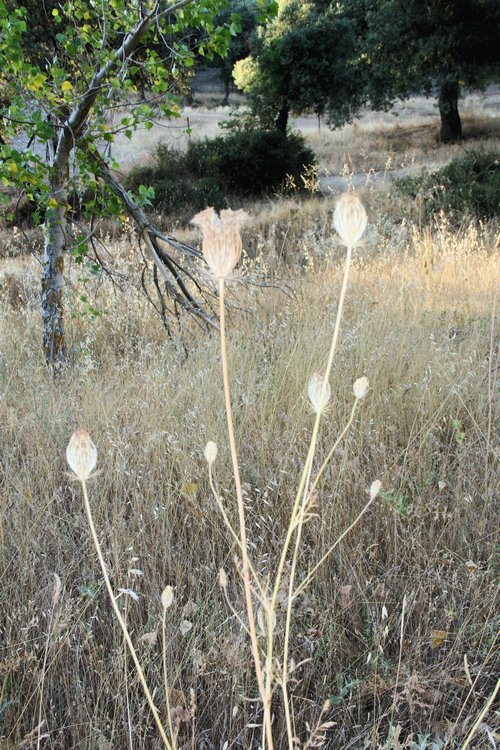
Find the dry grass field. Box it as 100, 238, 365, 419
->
0, 93, 499, 749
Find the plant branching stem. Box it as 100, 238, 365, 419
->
266, 244, 354, 749
292, 495, 375, 601
218, 279, 272, 750
308, 399, 359, 497
81, 480, 173, 750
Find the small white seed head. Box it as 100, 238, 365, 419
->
308, 372, 331, 414
204, 441, 218, 466
333, 192, 367, 247
219, 568, 228, 589
191, 207, 248, 280
370, 480, 382, 500
52, 573, 62, 608
161, 585, 174, 610
353, 376, 369, 399
66, 429, 97, 480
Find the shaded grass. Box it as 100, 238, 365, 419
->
0, 208, 498, 748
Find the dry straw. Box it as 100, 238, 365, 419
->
68, 191, 378, 750
67, 430, 175, 750
196, 193, 380, 750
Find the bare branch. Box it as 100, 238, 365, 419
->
87, 149, 218, 329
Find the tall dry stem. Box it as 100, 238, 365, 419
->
218, 277, 273, 750
67, 429, 175, 750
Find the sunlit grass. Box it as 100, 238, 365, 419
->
0, 195, 497, 747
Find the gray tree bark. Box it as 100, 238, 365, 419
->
41, 144, 70, 366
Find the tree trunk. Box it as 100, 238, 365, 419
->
275, 101, 289, 134
221, 70, 230, 106
438, 77, 462, 143
41, 159, 68, 366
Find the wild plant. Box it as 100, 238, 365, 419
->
66, 430, 177, 750
68, 192, 382, 750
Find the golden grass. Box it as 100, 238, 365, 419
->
0, 199, 498, 747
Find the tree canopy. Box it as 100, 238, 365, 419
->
233, 0, 365, 132
350, 0, 500, 141
233, 0, 500, 141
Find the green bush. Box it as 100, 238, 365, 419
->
126, 129, 316, 216
186, 128, 316, 195
394, 149, 500, 221
126, 144, 228, 215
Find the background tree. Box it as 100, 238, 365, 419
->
212, 0, 260, 105
347, 0, 500, 142
0, 0, 277, 367
233, 0, 366, 132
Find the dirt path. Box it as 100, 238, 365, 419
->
316, 167, 408, 194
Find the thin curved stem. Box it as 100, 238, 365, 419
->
460, 679, 499, 750
162, 610, 176, 749
209, 466, 266, 602
81, 480, 173, 750
309, 399, 359, 498
292, 495, 375, 601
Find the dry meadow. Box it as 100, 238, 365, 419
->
0, 97, 499, 749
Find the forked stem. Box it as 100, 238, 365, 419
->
267, 244, 354, 749
81, 480, 174, 750
218, 278, 272, 750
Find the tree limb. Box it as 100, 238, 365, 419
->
89, 150, 218, 330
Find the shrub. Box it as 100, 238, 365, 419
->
126, 144, 228, 215
186, 128, 316, 195
126, 129, 316, 216
394, 149, 500, 221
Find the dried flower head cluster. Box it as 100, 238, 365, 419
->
308, 372, 331, 414
191, 207, 248, 280
333, 192, 367, 247
161, 585, 174, 610
204, 441, 218, 466
353, 376, 369, 399
66, 429, 97, 480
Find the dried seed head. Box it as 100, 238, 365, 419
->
204, 441, 218, 466
66, 429, 97, 480
353, 376, 369, 399
333, 192, 367, 247
308, 372, 331, 414
161, 585, 174, 610
370, 480, 382, 500
218, 568, 228, 589
191, 207, 248, 280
